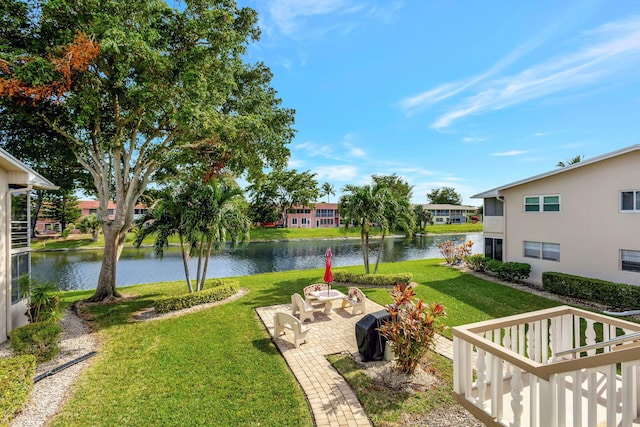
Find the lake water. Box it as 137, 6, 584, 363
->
31, 233, 482, 290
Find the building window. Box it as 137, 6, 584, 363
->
525, 195, 560, 212
484, 238, 503, 261
435, 217, 444, 223
11, 252, 30, 304
291, 218, 298, 225
524, 241, 560, 261
621, 250, 640, 272
484, 198, 504, 216
620, 191, 640, 212
89, 209, 97, 214
301, 218, 308, 225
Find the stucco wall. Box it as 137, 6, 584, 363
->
502, 151, 640, 286
0, 171, 7, 341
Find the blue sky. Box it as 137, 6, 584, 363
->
240, 0, 640, 205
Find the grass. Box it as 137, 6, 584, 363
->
47, 259, 560, 426
32, 223, 483, 251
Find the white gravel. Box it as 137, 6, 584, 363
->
0, 310, 99, 427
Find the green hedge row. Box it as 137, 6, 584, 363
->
332, 271, 413, 287
465, 254, 489, 272
154, 281, 239, 314
543, 272, 640, 310
0, 355, 36, 425
9, 321, 62, 363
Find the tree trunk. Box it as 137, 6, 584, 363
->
373, 232, 386, 274
31, 190, 44, 238
179, 235, 193, 293
199, 238, 214, 291
361, 229, 370, 274
88, 224, 123, 301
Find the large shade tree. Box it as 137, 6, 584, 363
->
426, 187, 463, 205
0, 0, 295, 301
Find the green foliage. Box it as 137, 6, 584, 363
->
465, 254, 489, 272
17, 275, 62, 323
76, 214, 100, 242
378, 283, 446, 374
9, 322, 62, 363
154, 281, 239, 314
0, 355, 36, 425
436, 239, 474, 265
332, 271, 412, 286
426, 187, 462, 205
486, 260, 531, 283
542, 272, 640, 310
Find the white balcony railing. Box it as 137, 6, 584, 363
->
453, 305, 640, 427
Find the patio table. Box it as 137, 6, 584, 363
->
309, 289, 347, 314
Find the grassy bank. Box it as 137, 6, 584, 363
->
49, 258, 556, 426
32, 223, 483, 251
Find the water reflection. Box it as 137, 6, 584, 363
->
32, 233, 481, 291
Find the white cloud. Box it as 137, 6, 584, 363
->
462, 137, 488, 143
269, 0, 360, 35
491, 150, 528, 157
312, 165, 359, 181
427, 17, 640, 129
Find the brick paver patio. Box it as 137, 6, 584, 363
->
255, 298, 457, 426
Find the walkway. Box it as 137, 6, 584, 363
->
255, 299, 458, 427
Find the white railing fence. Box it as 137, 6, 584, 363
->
453, 305, 640, 427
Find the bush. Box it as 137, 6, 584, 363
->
9, 321, 62, 363
18, 276, 62, 323
154, 281, 239, 314
0, 355, 36, 425
332, 271, 412, 287
378, 283, 446, 374
543, 272, 640, 310
436, 240, 474, 265
485, 260, 531, 283
465, 254, 489, 272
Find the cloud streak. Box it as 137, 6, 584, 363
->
427, 17, 640, 129
269, 0, 361, 35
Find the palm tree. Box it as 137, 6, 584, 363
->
338, 184, 387, 273
372, 188, 415, 274
556, 155, 583, 167
321, 182, 335, 203
135, 179, 250, 292
413, 205, 433, 231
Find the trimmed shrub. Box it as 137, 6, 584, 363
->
154, 281, 239, 314
0, 355, 36, 425
465, 254, 489, 272
332, 271, 412, 287
543, 272, 640, 310
9, 321, 62, 363
485, 260, 531, 283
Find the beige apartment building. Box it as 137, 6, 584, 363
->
0, 148, 57, 342
473, 144, 640, 286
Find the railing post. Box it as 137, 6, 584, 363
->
510, 367, 523, 427
621, 362, 638, 427
539, 376, 556, 427
476, 348, 488, 409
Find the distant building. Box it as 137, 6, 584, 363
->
286, 203, 341, 228
78, 200, 148, 220
421, 204, 478, 224
0, 148, 57, 342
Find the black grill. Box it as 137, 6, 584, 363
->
355, 309, 391, 362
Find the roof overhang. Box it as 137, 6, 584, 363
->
472, 144, 640, 199
0, 147, 59, 190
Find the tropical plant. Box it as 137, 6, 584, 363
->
413, 205, 433, 230
556, 155, 583, 167
338, 184, 387, 273
17, 275, 62, 323
378, 283, 446, 374
77, 214, 100, 242
437, 239, 474, 265
135, 179, 250, 293
321, 182, 335, 203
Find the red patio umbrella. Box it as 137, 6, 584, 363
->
323, 247, 333, 291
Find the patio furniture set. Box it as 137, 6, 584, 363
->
272, 284, 367, 347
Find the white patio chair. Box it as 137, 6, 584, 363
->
291, 292, 315, 322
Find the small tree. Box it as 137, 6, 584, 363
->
437, 239, 474, 265
77, 214, 100, 242
426, 187, 463, 205
378, 283, 446, 374
18, 276, 62, 323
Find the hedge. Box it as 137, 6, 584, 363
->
332, 271, 413, 287
465, 255, 489, 272
484, 259, 531, 283
154, 281, 239, 314
9, 321, 62, 363
0, 355, 36, 425
543, 272, 640, 310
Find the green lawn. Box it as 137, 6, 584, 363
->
32, 223, 483, 251
49, 259, 557, 426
